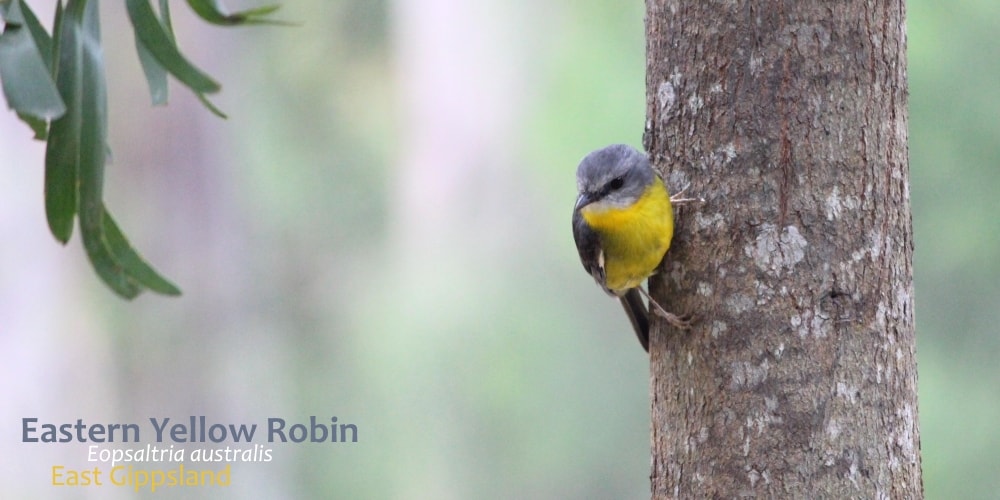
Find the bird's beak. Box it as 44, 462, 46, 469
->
575, 192, 596, 210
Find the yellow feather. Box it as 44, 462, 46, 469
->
580, 179, 674, 292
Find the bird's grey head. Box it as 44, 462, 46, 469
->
575, 144, 655, 212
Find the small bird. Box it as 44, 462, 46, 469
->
572, 144, 692, 351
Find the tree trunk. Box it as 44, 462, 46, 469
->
644, 1, 922, 498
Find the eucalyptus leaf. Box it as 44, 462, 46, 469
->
19, 0, 54, 68
7, 0, 279, 299
135, 33, 167, 105
45, 0, 82, 244
17, 111, 47, 139
196, 91, 227, 119
104, 208, 181, 295
62, 0, 141, 297
134, 0, 172, 105
125, 0, 220, 94
45, 0, 181, 298
186, 0, 290, 26
158, 0, 174, 37
0, 0, 66, 124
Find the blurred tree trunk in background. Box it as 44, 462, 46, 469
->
643, 1, 922, 497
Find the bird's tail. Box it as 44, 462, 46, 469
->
619, 288, 649, 352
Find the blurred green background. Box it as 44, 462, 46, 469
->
1, 0, 996, 498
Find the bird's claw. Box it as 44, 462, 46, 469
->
669, 187, 705, 205
653, 309, 694, 330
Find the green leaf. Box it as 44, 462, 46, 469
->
19, 0, 54, 68
125, 0, 220, 94
195, 90, 227, 118
103, 208, 181, 295
159, 0, 174, 33
54, 0, 139, 297
134, 0, 171, 105
0, 0, 66, 128
50, 0, 64, 73
17, 111, 47, 139
45, 0, 80, 244
186, 0, 291, 26
126, 0, 227, 115
134, 32, 167, 105
47, 0, 179, 299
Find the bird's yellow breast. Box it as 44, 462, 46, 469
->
580, 179, 674, 292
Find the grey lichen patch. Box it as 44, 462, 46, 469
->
756, 281, 776, 305
896, 287, 912, 320
688, 93, 704, 114
726, 293, 755, 314
749, 54, 764, 76
874, 301, 889, 331
745, 224, 808, 275
825, 186, 843, 221
824, 186, 860, 221
711, 321, 728, 339
783, 22, 831, 52
790, 302, 832, 339
773, 342, 785, 359
872, 231, 885, 260
695, 212, 726, 231
667, 170, 690, 194
666, 261, 687, 287
719, 142, 736, 162
836, 381, 859, 404
826, 417, 841, 439
657, 80, 676, 113
730, 359, 770, 391
764, 396, 778, 412
702, 142, 738, 173
895, 403, 918, 464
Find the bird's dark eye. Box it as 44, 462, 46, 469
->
608, 176, 625, 190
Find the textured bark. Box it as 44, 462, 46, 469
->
644, 1, 922, 498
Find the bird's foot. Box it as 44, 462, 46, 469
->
669, 187, 705, 205
652, 309, 694, 330
636, 286, 693, 330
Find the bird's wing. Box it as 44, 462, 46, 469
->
572, 209, 612, 295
